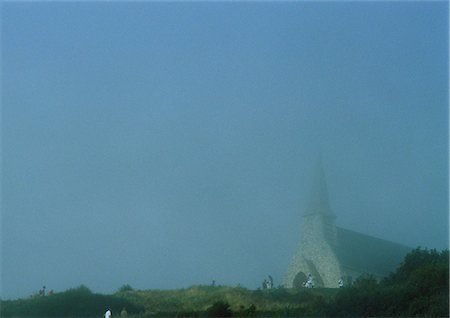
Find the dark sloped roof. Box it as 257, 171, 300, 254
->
334, 227, 412, 277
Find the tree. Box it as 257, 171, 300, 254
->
117, 284, 134, 293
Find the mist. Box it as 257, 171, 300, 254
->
1, 2, 448, 300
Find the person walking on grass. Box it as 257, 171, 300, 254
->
104, 308, 112, 318
306, 274, 314, 288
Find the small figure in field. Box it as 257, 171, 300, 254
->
212, 280, 216, 287
120, 307, 127, 317
305, 274, 314, 288
338, 277, 344, 288
48, 289, 54, 296
262, 279, 268, 289
38, 286, 46, 296
104, 308, 112, 318
267, 275, 274, 289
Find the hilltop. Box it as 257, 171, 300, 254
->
117, 285, 337, 317
1, 248, 448, 317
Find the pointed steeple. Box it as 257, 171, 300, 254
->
304, 156, 335, 217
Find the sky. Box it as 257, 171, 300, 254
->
1, 1, 448, 300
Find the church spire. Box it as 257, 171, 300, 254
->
304, 156, 335, 217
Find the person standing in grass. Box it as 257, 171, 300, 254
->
104, 308, 112, 318
306, 274, 314, 288
338, 277, 344, 288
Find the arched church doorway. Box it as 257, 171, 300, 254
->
305, 260, 324, 287
293, 272, 307, 289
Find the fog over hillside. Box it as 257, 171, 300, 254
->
2, 2, 448, 299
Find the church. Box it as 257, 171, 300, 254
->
284, 160, 412, 288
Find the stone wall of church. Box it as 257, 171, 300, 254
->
284, 245, 309, 288
285, 214, 343, 288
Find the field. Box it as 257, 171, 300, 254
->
1, 248, 448, 317
117, 285, 338, 317
0, 285, 338, 318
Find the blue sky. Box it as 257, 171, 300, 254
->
1, 1, 448, 299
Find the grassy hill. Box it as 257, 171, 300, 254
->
1, 285, 337, 318
117, 285, 337, 317
0, 285, 143, 317
1, 248, 448, 317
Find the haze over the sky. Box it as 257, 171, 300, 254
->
1, 2, 448, 300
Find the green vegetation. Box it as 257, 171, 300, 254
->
0, 285, 144, 317
116, 285, 335, 317
205, 301, 233, 317
327, 248, 449, 317
1, 248, 448, 317
118, 284, 135, 293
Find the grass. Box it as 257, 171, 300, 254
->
1, 285, 339, 317
116, 285, 338, 317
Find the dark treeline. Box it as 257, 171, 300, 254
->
325, 248, 449, 317
1, 248, 448, 317
0, 285, 144, 317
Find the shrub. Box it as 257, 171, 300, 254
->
236, 304, 256, 317
205, 301, 233, 317
0, 285, 144, 317
326, 248, 449, 317
117, 284, 134, 293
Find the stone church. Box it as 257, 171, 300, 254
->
284, 160, 412, 288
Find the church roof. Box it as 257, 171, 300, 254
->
334, 227, 412, 277
301, 159, 412, 279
